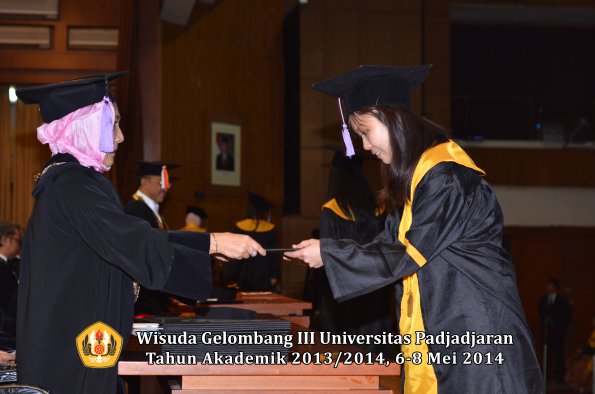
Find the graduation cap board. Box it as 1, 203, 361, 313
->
312, 65, 432, 157
16, 71, 128, 153
16, 71, 128, 124
136, 161, 179, 191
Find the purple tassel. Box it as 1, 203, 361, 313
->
99, 96, 114, 153
338, 98, 355, 157
341, 124, 355, 157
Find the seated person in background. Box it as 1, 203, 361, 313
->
179, 206, 208, 232
225, 193, 280, 291
0, 222, 21, 350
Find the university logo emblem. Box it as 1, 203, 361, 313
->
76, 321, 122, 368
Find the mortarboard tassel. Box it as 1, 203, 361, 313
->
99, 96, 114, 153
338, 97, 355, 157
161, 165, 170, 191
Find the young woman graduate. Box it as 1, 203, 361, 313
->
15, 72, 265, 394
285, 65, 543, 394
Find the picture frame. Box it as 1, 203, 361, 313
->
211, 122, 241, 186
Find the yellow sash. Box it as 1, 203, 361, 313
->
321, 199, 354, 221
235, 218, 275, 232
398, 140, 484, 394
321, 198, 385, 220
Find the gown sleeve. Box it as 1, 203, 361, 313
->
56, 169, 212, 301
322, 164, 472, 303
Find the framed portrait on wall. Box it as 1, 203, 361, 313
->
211, 122, 241, 186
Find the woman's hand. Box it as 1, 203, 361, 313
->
283, 239, 323, 268
209, 232, 266, 261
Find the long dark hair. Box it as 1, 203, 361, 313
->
350, 105, 448, 213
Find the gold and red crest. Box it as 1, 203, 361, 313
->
76, 321, 122, 368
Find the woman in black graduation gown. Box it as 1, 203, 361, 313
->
308, 148, 391, 355
286, 65, 543, 394
226, 193, 280, 291
15, 73, 265, 394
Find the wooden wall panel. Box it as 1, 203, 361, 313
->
160, 0, 285, 232
0, 94, 50, 227
508, 227, 595, 360
359, 12, 396, 65
0, 0, 124, 84
323, 10, 359, 75
466, 147, 595, 186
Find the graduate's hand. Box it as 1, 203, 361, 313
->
283, 239, 323, 268
210, 233, 266, 261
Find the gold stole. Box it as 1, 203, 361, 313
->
398, 140, 484, 394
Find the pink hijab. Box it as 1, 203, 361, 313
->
37, 100, 115, 173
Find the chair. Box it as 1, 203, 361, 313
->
0, 384, 50, 394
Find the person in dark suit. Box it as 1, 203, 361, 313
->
125, 161, 179, 314
125, 161, 178, 230
539, 278, 572, 382
0, 222, 21, 350
215, 135, 235, 171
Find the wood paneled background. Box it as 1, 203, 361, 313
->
159, 0, 285, 232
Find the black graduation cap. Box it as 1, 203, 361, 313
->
135, 161, 179, 177
16, 71, 128, 123
135, 161, 179, 190
248, 192, 274, 211
186, 206, 208, 219
312, 65, 432, 116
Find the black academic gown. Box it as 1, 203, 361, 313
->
125, 198, 161, 230
314, 200, 391, 355
321, 142, 543, 394
17, 153, 213, 394
125, 196, 172, 314
226, 219, 278, 291
0, 256, 18, 348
